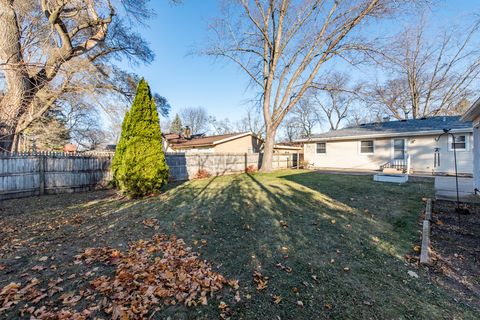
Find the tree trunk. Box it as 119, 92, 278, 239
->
260, 126, 277, 173
0, 1, 32, 152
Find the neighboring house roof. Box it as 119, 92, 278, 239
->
296, 116, 473, 142
164, 131, 302, 151
166, 132, 255, 149
462, 97, 480, 121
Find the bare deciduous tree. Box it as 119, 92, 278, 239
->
313, 73, 360, 131
368, 79, 410, 120
180, 106, 209, 134
372, 19, 480, 119
279, 117, 303, 142
235, 106, 265, 138
0, 0, 156, 152
209, 116, 234, 135
281, 96, 321, 140
206, 0, 419, 172
62, 100, 108, 151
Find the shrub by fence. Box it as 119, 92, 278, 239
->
0, 152, 300, 200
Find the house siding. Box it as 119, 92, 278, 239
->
213, 135, 262, 153
304, 133, 473, 175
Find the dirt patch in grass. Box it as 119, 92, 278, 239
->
0, 171, 477, 319
428, 200, 480, 310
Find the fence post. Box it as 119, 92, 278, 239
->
244, 153, 248, 172
38, 154, 46, 195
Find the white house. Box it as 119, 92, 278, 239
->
462, 99, 480, 192
297, 116, 473, 176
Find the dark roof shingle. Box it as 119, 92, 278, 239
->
302, 116, 472, 141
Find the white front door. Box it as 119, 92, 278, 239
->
393, 139, 406, 160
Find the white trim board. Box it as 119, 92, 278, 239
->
296, 128, 473, 143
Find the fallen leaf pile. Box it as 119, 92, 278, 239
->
0, 278, 89, 318
0, 234, 238, 319
76, 234, 237, 318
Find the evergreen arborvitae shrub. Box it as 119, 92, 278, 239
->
114, 79, 169, 196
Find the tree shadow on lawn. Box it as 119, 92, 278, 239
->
0, 171, 476, 319
139, 171, 473, 319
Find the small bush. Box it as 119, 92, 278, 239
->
245, 165, 257, 173
194, 169, 211, 179
300, 160, 310, 169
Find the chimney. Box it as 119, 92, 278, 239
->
183, 126, 192, 139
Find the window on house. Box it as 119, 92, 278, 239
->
360, 140, 374, 154
450, 135, 467, 150
316, 142, 326, 154
393, 139, 406, 160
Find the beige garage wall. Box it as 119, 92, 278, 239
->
213, 135, 261, 153
304, 133, 473, 175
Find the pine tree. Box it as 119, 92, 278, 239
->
114, 79, 169, 196
170, 113, 183, 134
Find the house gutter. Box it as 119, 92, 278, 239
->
274, 145, 302, 150
295, 128, 473, 143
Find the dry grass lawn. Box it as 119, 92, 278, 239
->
0, 170, 477, 319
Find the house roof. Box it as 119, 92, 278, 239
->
164, 131, 302, 151
166, 132, 254, 149
296, 116, 473, 142
462, 97, 480, 122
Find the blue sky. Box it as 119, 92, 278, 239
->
121, 1, 480, 123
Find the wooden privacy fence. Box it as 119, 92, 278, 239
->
0, 152, 301, 200
0, 152, 113, 201
166, 152, 301, 181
